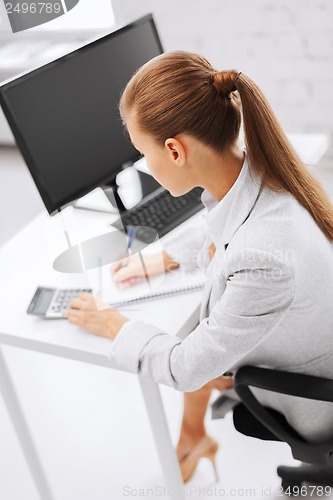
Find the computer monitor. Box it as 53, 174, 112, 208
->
0, 14, 163, 215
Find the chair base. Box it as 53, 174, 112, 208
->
277, 464, 333, 494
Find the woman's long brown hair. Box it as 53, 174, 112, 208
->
120, 51, 333, 241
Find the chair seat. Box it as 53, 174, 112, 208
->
233, 402, 295, 442
233, 365, 333, 494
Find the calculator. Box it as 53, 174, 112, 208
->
27, 287, 93, 319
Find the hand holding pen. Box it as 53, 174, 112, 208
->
112, 226, 142, 288
111, 227, 173, 288
112, 225, 151, 289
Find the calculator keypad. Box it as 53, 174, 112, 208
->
50, 288, 92, 314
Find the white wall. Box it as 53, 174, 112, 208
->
113, 0, 333, 138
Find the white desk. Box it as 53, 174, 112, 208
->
0, 207, 203, 500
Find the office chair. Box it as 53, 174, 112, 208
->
233, 366, 333, 495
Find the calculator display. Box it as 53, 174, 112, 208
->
27, 287, 54, 315
34, 289, 54, 314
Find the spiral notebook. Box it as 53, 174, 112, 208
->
106, 270, 206, 308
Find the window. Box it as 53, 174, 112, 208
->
32, 0, 116, 31
0, 1, 116, 72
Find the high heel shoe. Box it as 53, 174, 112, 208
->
179, 435, 219, 483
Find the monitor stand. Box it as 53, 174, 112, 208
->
103, 178, 127, 213
75, 167, 160, 215
104, 169, 161, 212
55, 168, 160, 273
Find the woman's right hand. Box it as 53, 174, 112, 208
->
111, 251, 179, 288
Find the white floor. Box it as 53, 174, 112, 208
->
0, 144, 333, 500
0, 345, 301, 500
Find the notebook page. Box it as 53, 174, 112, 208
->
85, 263, 206, 310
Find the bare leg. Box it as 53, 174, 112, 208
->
177, 376, 233, 461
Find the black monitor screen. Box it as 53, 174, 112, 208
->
0, 15, 163, 214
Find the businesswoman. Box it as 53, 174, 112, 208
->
66, 51, 333, 482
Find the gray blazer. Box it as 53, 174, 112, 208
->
112, 158, 333, 442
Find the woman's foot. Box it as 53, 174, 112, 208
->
176, 430, 206, 462
177, 432, 219, 482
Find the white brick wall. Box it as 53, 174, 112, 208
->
112, 0, 333, 138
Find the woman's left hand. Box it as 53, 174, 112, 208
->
64, 293, 128, 340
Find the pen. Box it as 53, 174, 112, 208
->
127, 225, 136, 256
124, 225, 152, 290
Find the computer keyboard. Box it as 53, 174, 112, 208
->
112, 187, 204, 243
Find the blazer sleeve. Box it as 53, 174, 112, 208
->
110, 249, 295, 391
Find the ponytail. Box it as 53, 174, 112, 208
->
120, 51, 333, 242
235, 72, 333, 242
